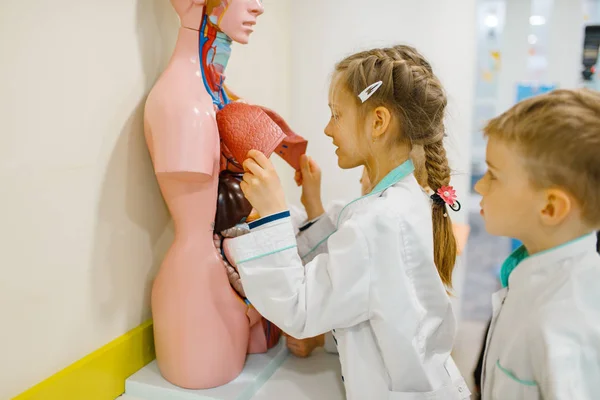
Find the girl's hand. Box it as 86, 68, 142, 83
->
295, 155, 325, 220
284, 333, 325, 358
240, 150, 287, 218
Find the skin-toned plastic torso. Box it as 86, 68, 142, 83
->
143, 0, 267, 389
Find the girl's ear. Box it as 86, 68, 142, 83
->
372, 106, 392, 140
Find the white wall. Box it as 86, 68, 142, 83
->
495, 0, 532, 119
226, 0, 295, 198
547, 0, 585, 89
496, 0, 587, 113
0, 0, 291, 398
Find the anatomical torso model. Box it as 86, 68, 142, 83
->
143, 0, 306, 389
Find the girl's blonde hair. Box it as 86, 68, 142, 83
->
334, 45, 456, 288
485, 88, 600, 228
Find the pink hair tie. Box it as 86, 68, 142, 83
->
430, 185, 461, 216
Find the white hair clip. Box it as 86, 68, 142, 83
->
358, 81, 383, 103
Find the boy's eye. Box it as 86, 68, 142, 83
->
487, 170, 496, 180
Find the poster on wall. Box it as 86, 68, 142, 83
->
515, 82, 557, 102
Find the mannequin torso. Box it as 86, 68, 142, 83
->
143, 0, 268, 389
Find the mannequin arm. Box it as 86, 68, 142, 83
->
146, 100, 219, 182
156, 171, 212, 183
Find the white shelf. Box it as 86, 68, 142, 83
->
253, 349, 344, 400
125, 340, 289, 400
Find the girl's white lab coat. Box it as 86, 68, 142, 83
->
481, 233, 600, 400
228, 161, 469, 399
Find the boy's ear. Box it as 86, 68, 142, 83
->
539, 188, 572, 226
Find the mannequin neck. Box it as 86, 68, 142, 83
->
200, 17, 232, 95
172, 27, 203, 62
171, 17, 233, 107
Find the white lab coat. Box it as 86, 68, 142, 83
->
481, 233, 600, 400
290, 203, 347, 356
228, 163, 469, 400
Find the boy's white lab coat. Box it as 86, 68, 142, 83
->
228, 162, 469, 399
481, 233, 600, 400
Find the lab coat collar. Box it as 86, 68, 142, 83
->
334, 159, 415, 228
501, 232, 597, 290
370, 159, 415, 194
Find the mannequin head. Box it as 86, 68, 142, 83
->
171, 0, 264, 44
207, 0, 264, 44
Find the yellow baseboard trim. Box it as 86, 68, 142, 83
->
13, 320, 155, 400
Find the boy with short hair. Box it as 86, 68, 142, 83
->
476, 88, 600, 399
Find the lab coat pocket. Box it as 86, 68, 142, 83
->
492, 360, 540, 400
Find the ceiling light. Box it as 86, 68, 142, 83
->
484, 14, 499, 28
529, 15, 546, 26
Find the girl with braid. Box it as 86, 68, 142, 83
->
224, 45, 469, 399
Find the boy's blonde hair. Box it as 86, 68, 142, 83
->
484, 88, 600, 227
334, 45, 456, 288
